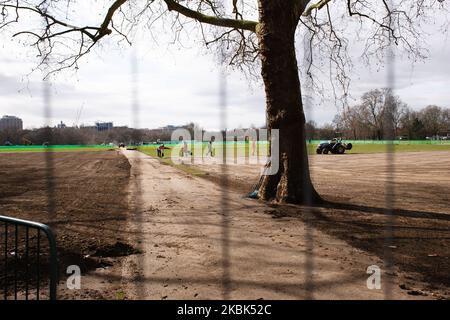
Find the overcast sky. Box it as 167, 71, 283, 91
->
0, 2, 449, 131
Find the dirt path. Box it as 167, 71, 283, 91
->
120, 150, 418, 299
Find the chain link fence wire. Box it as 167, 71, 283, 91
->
31, 0, 401, 301
302, 27, 316, 300
383, 1, 396, 298
219, 57, 231, 300
130, 46, 147, 300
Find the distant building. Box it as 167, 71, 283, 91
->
159, 124, 183, 131
95, 122, 113, 132
57, 121, 67, 129
0, 115, 23, 131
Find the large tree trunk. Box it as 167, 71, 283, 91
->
256, 0, 321, 204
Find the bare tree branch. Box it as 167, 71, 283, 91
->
303, 0, 333, 16
163, 0, 257, 32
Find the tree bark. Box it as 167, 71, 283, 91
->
256, 0, 321, 204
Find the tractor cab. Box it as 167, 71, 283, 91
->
316, 138, 352, 155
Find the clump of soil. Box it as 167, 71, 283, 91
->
92, 241, 141, 257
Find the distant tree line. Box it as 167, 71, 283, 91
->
0, 123, 196, 146
306, 89, 450, 140
2, 94, 450, 146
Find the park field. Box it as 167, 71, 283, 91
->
1, 145, 449, 299
342, 143, 450, 154
135, 142, 450, 298
183, 150, 450, 298
0, 151, 132, 299
138, 141, 450, 160
136, 142, 450, 178
1, 141, 449, 155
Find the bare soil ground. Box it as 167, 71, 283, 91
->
0, 151, 134, 299
1, 150, 448, 300
119, 150, 441, 300
193, 151, 450, 298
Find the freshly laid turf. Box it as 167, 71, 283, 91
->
139, 141, 450, 159
138, 144, 252, 176
138, 142, 270, 160
2, 141, 449, 155
343, 143, 450, 154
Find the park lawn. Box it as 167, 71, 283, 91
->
140, 142, 450, 159
344, 143, 450, 154
138, 147, 207, 176
2, 143, 448, 155
138, 143, 270, 159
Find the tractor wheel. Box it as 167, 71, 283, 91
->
316, 148, 322, 154
337, 145, 345, 154
346, 143, 353, 150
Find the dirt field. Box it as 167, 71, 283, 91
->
119, 150, 448, 300
193, 151, 450, 298
1, 150, 448, 299
0, 151, 134, 299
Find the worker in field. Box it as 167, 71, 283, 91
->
178, 137, 191, 158
157, 144, 170, 158
206, 137, 215, 157
251, 136, 257, 156
181, 139, 191, 157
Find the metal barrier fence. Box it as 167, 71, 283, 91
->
0, 215, 58, 300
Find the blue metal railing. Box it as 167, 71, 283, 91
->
0, 215, 58, 300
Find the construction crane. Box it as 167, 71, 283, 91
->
73, 103, 84, 128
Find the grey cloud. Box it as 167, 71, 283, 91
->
1, 12, 450, 130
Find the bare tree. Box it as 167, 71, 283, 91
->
1, 0, 448, 204
305, 120, 317, 140
400, 109, 425, 139
355, 88, 408, 139
334, 106, 363, 140
359, 89, 386, 139
443, 108, 450, 134
384, 91, 408, 138
420, 105, 445, 137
